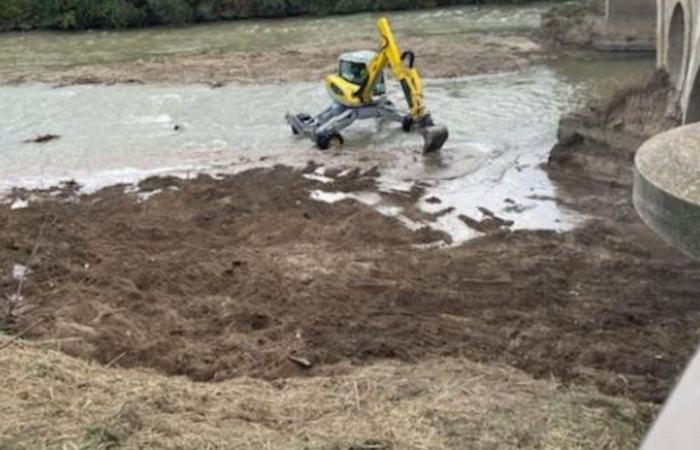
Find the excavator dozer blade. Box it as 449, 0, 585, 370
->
421, 124, 449, 153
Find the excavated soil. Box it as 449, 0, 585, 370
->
548, 70, 682, 216
2, 135, 700, 405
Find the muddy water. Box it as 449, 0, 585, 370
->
0, 4, 654, 242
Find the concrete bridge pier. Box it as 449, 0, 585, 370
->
634, 124, 700, 260
636, 4, 700, 448
635, 0, 700, 259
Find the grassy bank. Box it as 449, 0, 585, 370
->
1, 0, 560, 31
0, 337, 653, 449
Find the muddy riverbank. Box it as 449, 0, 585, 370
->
1, 32, 544, 86
1, 32, 693, 411
548, 70, 681, 218
3, 127, 700, 407
0, 4, 693, 447
537, 0, 655, 51
0, 4, 548, 86
6, 34, 543, 86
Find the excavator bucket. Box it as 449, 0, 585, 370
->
421, 124, 449, 153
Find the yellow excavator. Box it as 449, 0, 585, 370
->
286, 17, 449, 153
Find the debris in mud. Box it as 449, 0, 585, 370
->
503, 203, 532, 214
459, 213, 513, 234
459, 207, 514, 233
430, 207, 455, 219
23, 134, 60, 144
288, 355, 313, 369
12, 264, 29, 281
349, 441, 390, 450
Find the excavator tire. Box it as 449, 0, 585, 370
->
402, 116, 413, 133
316, 132, 344, 150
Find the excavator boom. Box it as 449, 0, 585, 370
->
362, 18, 448, 152
363, 18, 424, 118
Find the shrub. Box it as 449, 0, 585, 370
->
0, 0, 33, 30
147, 0, 194, 24
98, 0, 147, 28
3, 0, 563, 31
334, 0, 374, 14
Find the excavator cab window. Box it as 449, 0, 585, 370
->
339, 60, 386, 96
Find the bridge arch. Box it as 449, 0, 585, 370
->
685, 65, 700, 122
666, 1, 689, 88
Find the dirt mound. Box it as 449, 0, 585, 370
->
549, 70, 681, 190
538, 0, 604, 47
546, 69, 681, 240
537, 0, 655, 51
0, 339, 653, 450
2, 165, 700, 404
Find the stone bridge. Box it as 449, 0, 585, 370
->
632, 0, 700, 261
634, 4, 700, 446
656, 0, 700, 122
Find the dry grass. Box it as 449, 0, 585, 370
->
0, 337, 653, 450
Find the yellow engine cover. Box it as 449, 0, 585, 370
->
324, 74, 366, 108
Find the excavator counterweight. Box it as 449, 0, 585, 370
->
286, 17, 449, 152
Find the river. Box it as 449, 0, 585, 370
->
0, 3, 654, 242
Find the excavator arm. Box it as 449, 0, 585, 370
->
361, 18, 448, 151
362, 18, 425, 119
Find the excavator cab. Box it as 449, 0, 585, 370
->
338, 51, 386, 97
